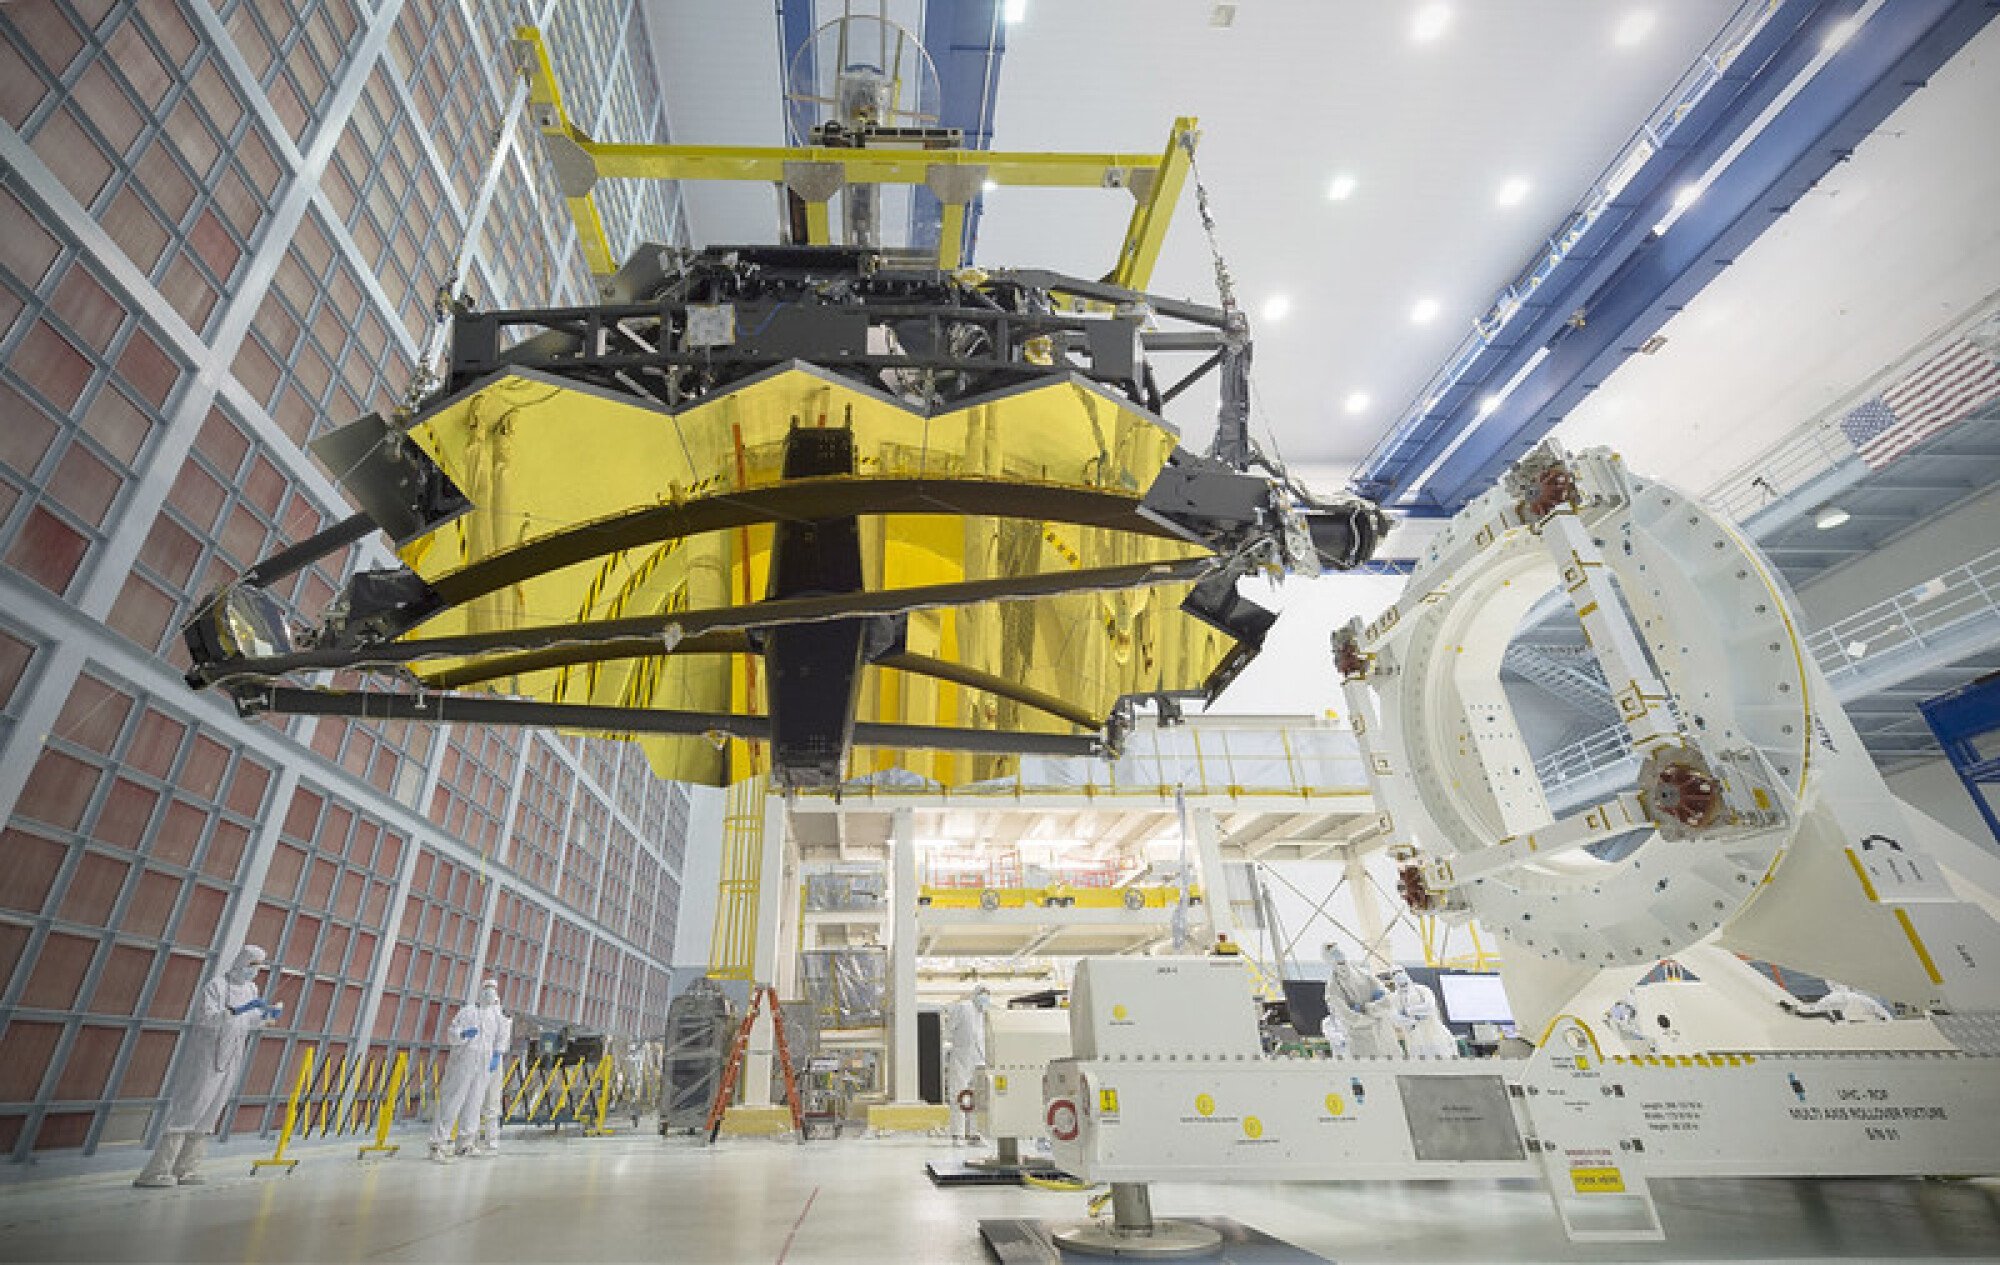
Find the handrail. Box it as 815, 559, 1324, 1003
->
1703, 289, 2000, 522
1539, 543, 2000, 791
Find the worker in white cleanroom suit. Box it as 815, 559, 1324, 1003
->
472, 980, 512, 1155
1322, 944, 1399, 1057
134, 945, 284, 1187
943, 985, 990, 1144
430, 982, 504, 1162
1785, 980, 1894, 1023
1391, 969, 1457, 1059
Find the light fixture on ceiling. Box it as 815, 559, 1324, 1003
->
1410, 297, 1440, 324
1651, 183, 1701, 234
1845, 639, 1869, 660
1411, 4, 1450, 42
1477, 395, 1501, 417
1822, 16, 1860, 51
1814, 504, 1851, 530
1614, 10, 1656, 47
1496, 177, 1530, 208
1261, 295, 1292, 322
1344, 392, 1370, 415
1327, 174, 1357, 201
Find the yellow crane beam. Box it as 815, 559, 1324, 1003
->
511, 26, 1195, 292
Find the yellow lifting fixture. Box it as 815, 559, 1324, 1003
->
509, 26, 1197, 289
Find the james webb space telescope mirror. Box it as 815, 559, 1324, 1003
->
180, 23, 1383, 789
181, 244, 1387, 789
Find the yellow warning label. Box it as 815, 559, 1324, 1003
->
1570, 1167, 1626, 1194
1098, 1088, 1119, 1115
995, 1076, 1008, 1093
1242, 1116, 1263, 1139
1112, 1004, 1129, 1021
1195, 1093, 1215, 1117
1323, 1093, 1344, 1117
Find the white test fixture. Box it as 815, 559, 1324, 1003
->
968, 1007, 1071, 1169
1040, 444, 2000, 1247
1339, 441, 2000, 1037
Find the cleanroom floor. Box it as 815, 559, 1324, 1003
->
0, 1124, 1996, 1263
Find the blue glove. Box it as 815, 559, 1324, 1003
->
231, 997, 266, 1015
489, 1053, 501, 1072
460, 1026, 480, 1040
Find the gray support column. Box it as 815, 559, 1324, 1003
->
1346, 851, 1389, 972
531, 737, 584, 1013
466, 736, 533, 988
891, 806, 919, 1103
1191, 806, 1237, 947
214, 764, 305, 961
0, 638, 86, 831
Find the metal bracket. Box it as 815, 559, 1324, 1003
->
784, 160, 847, 203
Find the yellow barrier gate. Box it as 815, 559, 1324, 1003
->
502, 1055, 619, 1134
252, 1046, 420, 1173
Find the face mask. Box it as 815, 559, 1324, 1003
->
480, 989, 499, 1006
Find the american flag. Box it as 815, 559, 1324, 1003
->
1838, 339, 2000, 469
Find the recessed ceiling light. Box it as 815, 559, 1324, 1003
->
1672, 184, 1700, 209
1822, 16, 1859, 51
1613, 11, 1655, 46
1344, 392, 1370, 414
1410, 298, 1440, 325
1496, 177, 1530, 208
1411, 4, 1450, 42
1814, 505, 1850, 530
1261, 295, 1292, 322
1327, 174, 1357, 202
1477, 395, 1501, 417
1845, 639, 1869, 659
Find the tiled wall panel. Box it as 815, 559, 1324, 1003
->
0, 0, 695, 1159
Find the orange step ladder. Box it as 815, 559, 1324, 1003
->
702, 984, 805, 1145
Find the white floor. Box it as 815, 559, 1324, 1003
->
0, 1125, 1996, 1263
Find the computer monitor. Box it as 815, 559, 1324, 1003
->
1281, 979, 1330, 1038
1437, 972, 1514, 1026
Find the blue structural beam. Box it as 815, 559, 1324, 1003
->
1353, 0, 1832, 504
910, 0, 1007, 260
1356, 0, 1999, 513
776, 0, 816, 141
1920, 673, 2000, 847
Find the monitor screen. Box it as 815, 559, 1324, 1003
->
1438, 973, 1514, 1025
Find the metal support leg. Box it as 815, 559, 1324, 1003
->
1052, 1180, 1224, 1258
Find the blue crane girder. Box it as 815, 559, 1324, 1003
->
1355, 0, 1999, 514
910, 0, 1008, 260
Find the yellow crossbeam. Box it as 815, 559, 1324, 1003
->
511, 25, 1195, 286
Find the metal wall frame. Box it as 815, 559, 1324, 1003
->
0, 0, 694, 1160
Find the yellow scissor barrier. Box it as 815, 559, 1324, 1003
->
252, 1046, 420, 1173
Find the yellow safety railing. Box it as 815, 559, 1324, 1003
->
502, 1054, 621, 1134
358, 1052, 407, 1159
251, 1048, 313, 1174
253, 1045, 416, 1173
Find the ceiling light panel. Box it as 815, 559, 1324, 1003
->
1614, 11, 1656, 47
1411, 4, 1451, 42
